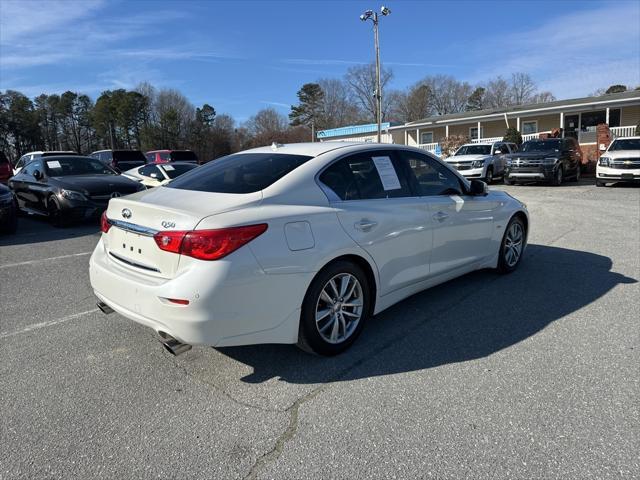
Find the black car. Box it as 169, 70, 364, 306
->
504, 138, 582, 186
90, 149, 147, 173
0, 182, 18, 234
8, 155, 144, 226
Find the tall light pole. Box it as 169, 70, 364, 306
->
360, 6, 391, 143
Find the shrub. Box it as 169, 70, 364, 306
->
503, 127, 523, 145
439, 135, 470, 158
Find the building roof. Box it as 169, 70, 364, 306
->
317, 122, 401, 138
399, 90, 640, 129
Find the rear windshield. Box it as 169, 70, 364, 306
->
608, 139, 640, 151
167, 153, 313, 193
170, 150, 198, 162
161, 163, 197, 179
113, 150, 146, 162
455, 145, 492, 156
521, 140, 562, 152
43, 156, 117, 176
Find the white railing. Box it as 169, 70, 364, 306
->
521, 131, 551, 142
321, 133, 393, 143
417, 142, 440, 155
610, 126, 637, 138
471, 136, 502, 144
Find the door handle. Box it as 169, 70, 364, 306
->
354, 220, 378, 232
433, 211, 449, 222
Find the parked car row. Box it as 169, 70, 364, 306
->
444, 136, 639, 187
1, 151, 201, 232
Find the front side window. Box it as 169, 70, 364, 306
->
22, 160, 41, 177
168, 152, 313, 194
319, 151, 412, 201
522, 121, 538, 134
397, 151, 463, 196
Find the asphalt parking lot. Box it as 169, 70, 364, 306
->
1, 180, 638, 480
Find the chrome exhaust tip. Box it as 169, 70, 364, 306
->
97, 301, 114, 314
159, 332, 192, 356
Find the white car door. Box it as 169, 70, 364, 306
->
397, 150, 499, 277
319, 150, 433, 296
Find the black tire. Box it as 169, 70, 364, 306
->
497, 216, 526, 274
297, 260, 372, 356
596, 179, 605, 187
573, 165, 581, 182
504, 177, 516, 185
484, 167, 494, 185
551, 166, 563, 186
47, 195, 67, 227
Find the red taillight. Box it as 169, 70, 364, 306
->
153, 224, 268, 261
100, 211, 111, 233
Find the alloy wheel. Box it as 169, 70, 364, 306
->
503, 221, 524, 267
315, 273, 364, 344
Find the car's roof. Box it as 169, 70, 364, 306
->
241, 142, 408, 157
23, 150, 76, 155
460, 143, 495, 147
613, 136, 640, 140
158, 161, 198, 167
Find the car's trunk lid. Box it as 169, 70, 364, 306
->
103, 187, 262, 278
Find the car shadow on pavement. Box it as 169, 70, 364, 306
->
218, 244, 637, 384
0, 215, 100, 246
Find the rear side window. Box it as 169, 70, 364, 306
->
319, 151, 412, 201
159, 152, 171, 162
167, 153, 313, 194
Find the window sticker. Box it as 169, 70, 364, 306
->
47, 161, 61, 168
371, 156, 401, 190
163, 165, 175, 171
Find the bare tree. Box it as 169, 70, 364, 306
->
530, 91, 556, 103
509, 72, 537, 105
421, 75, 473, 115
387, 83, 432, 122
317, 78, 361, 128
484, 76, 512, 109
344, 63, 393, 122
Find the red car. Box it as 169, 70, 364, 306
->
0, 152, 12, 183
145, 149, 199, 164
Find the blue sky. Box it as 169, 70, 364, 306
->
1, 0, 639, 122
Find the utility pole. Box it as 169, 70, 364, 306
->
361, 6, 391, 143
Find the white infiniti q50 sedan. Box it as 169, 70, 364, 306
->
90, 142, 529, 356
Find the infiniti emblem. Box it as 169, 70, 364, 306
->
111, 191, 121, 198
121, 208, 132, 219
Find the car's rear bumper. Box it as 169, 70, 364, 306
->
89, 238, 306, 347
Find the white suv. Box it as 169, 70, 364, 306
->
445, 141, 516, 184
596, 136, 640, 187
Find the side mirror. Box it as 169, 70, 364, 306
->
33, 170, 42, 180
469, 179, 488, 196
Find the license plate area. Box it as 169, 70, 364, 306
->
108, 227, 164, 275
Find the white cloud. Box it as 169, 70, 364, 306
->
467, 3, 640, 96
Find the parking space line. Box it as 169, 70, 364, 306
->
0, 251, 92, 269
0, 308, 99, 340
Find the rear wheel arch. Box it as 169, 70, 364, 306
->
312, 254, 378, 311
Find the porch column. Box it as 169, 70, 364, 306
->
445, 124, 449, 137
560, 111, 564, 130
516, 117, 520, 131
416, 128, 420, 145
404, 130, 407, 146
477, 121, 481, 140
606, 107, 610, 125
